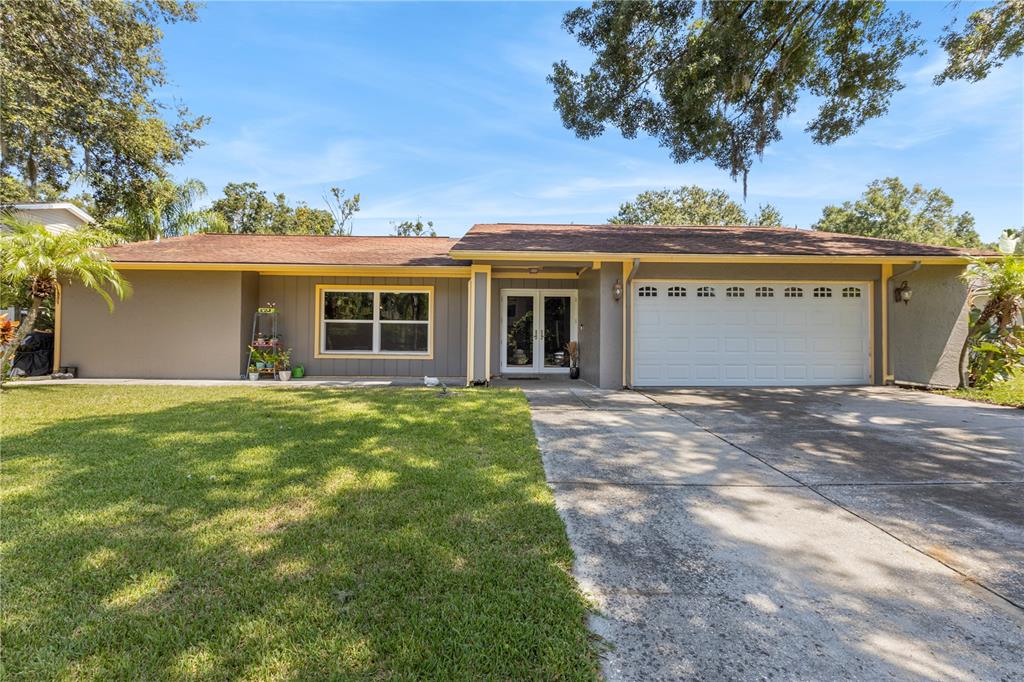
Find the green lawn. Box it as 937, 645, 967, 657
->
939, 373, 1024, 408
1, 385, 598, 680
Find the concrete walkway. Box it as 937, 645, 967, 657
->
526, 384, 1023, 680
4, 376, 466, 388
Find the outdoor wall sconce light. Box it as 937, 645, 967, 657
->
894, 280, 913, 305
613, 278, 623, 301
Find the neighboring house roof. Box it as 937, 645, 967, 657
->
103, 233, 470, 267
451, 223, 993, 258
5, 202, 95, 225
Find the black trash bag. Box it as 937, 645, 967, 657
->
12, 331, 54, 377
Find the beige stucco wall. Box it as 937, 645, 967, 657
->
888, 264, 969, 388
239, 272, 259, 375
60, 270, 248, 379
259, 275, 468, 379
575, 265, 626, 389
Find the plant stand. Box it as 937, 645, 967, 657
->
246, 308, 283, 380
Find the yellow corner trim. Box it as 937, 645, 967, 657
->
881, 263, 892, 382
466, 276, 475, 384
52, 283, 62, 373
313, 284, 435, 360
483, 269, 492, 380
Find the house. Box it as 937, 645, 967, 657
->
55, 223, 987, 388
3, 202, 95, 323
2, 202, 95, 234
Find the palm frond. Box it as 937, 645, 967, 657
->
0, 218, 131, 312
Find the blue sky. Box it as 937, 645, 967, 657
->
160, 1, 1023, 241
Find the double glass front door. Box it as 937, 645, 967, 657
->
502, 289, 577, 373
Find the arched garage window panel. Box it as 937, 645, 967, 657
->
667, 286, 686, 297
725, 286, 745, 298
755, 286, 774, 298
784, 286, 804, 298
696, 286, 715, 298
813, 286, 833, 298
638, 285, 658, 297
842, 286, 862, 298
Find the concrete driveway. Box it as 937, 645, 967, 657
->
525, 384, 1023, 680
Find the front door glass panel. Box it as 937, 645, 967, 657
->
505, 295, 534, 368
543, 296, 572, 368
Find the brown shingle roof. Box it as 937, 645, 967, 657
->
451, 223, 990, 257
104, 233, 470, 267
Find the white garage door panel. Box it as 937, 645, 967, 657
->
633, 281, 871, 387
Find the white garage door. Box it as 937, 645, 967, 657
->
633, 281, 871, 387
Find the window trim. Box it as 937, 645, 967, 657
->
314, 284, 434, 360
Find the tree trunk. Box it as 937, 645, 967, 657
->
0, 297, 42, 386
957, 328, 973, 389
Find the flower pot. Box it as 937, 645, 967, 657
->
292, 366, 305, 379
278, 370, 292, 381
255, 361, 267, 369
248, 372, 259, 381
569, 366, 580, 380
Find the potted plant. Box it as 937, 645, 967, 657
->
277, 348, 293, 381
566, 341, 580, 380
250, 347, 268, 369
247, 364, 259, 381
263, 350, 278, 372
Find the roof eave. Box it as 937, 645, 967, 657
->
8, 202, 95, 223
109, 261, 473, 276
447, 250, 977, 264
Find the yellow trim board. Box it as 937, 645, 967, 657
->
466, 276, 475, 383
114, 262, 472, 278
622, 260, 633, 388
880, 263, 892, 382
484, 269, 492, 380
52, 283, 62, 373
451, 251, 976, 265
313, 284, 435, 360
491, 271, 580, 280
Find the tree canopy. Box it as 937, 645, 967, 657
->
550, 1, 1021, 188
813, 177, 982, 247
610, 185, 784, 226
209, 183, 358, 236
936, 0, 1024, 83
108, 178, 225, 241
0, 0, 207, 214
392, 218, 437, 237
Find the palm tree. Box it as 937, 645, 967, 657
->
958, 254, 1024, 387
0, 218, 130, 380
111, 178, 226, 241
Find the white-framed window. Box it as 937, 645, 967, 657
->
697, 286, 715, 298
667, 286, 686, 297
784, 286, 804, 298
638, 285, 658, 297
842, 286, 862, 298
813, 286, 833, 298
725, 286, 745, 298
319, 287, 430, 355
755, 286, 774, 298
